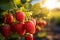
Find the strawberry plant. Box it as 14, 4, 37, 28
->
0, 0, 47, 40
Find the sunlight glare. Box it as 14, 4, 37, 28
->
43, 0, 57, 9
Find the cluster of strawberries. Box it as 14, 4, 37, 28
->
0, 11, 46, 40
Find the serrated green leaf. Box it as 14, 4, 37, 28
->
21, 0, 26, 4
0, 2, 15, 10
24, 3, 32, 11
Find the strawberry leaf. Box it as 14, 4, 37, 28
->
24, 3, 32, 11
0, 2, 16, 10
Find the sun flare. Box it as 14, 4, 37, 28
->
43, 0, 57, 9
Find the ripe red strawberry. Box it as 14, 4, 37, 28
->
37, 20, 47, 27
25, 34, 33, 40
16, 23, 26, 36
36, 20, 40, 25
10, 23, 17, 34
1, 25, 10, 38
24, 21, 35, 34
5, 13, 13, 24
38, 22, 42, 26
11, 23, 26, 35
15, 11, 25, 22
36, 26, 41, 32
41, 20, 47, 27
31, 18, 36, 26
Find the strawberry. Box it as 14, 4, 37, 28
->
25, 34, 33, 40
31, 18, 36, 26
36, 26, 41, 32
36, 20, 40, 25
10, 23, 17, 34
5, 13, 13, 24
38, 22, 42, 26
10, 23, 26, 35
1, 25, 10, 38
15, 11, 25, 22
24, 21, 35, 34
41, 20, 47, 27
16, 23, 26, 36
38, 20, 47, 27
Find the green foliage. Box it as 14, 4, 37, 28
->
24, 12, 31, 19
0, 9, 5, 17
14, 0, 21, 5
0, 9, 4, 14
32, 13, 47, 19
0, 2, 16, 10
55, 17, 60, 26
0, 0, 16, 10
24, 3, 32, 11
0, 0, 11, 4
0, 34, 5, 40
50, 17, 55, 23
0, 0, 22, 10
31, 3, 41, 14
0, 9, 8, 24
21, 0, 26, 4
50, 16, 60, 26
20, 7, 28, 12
37, 32, 47, 38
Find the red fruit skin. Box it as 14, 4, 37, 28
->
15, 12, 25, 22
31, 18, 36, 26
10, 23, 17, 34
36, 26, 41, 32
16, 23, 26, 36
5, 14, 13, 24
38, 22, 42, 26
25, 34, 33, 40
10, 23, 26, 35
41, 21, 47, 27
36, 20, 40, 25
36, 20, 47, 27
1, 25, 10, 38
24, 21, 35, 34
